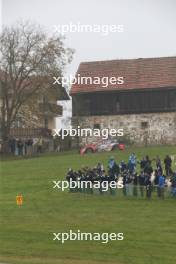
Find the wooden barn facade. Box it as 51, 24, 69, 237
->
70, 57, 176, 146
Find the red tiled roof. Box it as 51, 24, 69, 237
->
70, 56, 176, 95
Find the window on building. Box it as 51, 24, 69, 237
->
84, 98, 91, 115
94, 123, 100, 129
141, 121, 148, 129
44, 118, 48, 129
116, 96, 120, 112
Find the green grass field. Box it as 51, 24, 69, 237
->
0, 145, 176, 264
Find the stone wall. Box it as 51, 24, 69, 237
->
72, 112, 176, 146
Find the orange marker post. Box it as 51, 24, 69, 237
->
16, 194, 23, 206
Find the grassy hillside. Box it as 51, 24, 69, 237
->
0, 145, 176, 264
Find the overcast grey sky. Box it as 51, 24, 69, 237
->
1, 0, 176, 126
2, 0, 176, 74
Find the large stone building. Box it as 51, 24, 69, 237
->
70, 56, 176, 146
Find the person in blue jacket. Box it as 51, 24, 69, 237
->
128, 153, 136, 173
158, 171, 165, 199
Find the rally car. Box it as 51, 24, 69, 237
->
80, 139, 125, 155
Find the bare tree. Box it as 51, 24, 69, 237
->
0, 21, 73, 150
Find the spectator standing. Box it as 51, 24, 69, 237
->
37, 136, 43, 153
164, 155, 172, 177
17, 139, 24, 156
170, 172, 176, 197
155, 155, 163, 173
9, 137, 16, 155
158, 172, 165, 199
25, 138, 33, 156
145, 173, 152, 199
139, 171, 145, 197
128, 153, 136, 173
108, 156, 119, 178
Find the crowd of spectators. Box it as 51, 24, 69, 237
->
66, 153, 176, 198
8, 136, 44, 155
